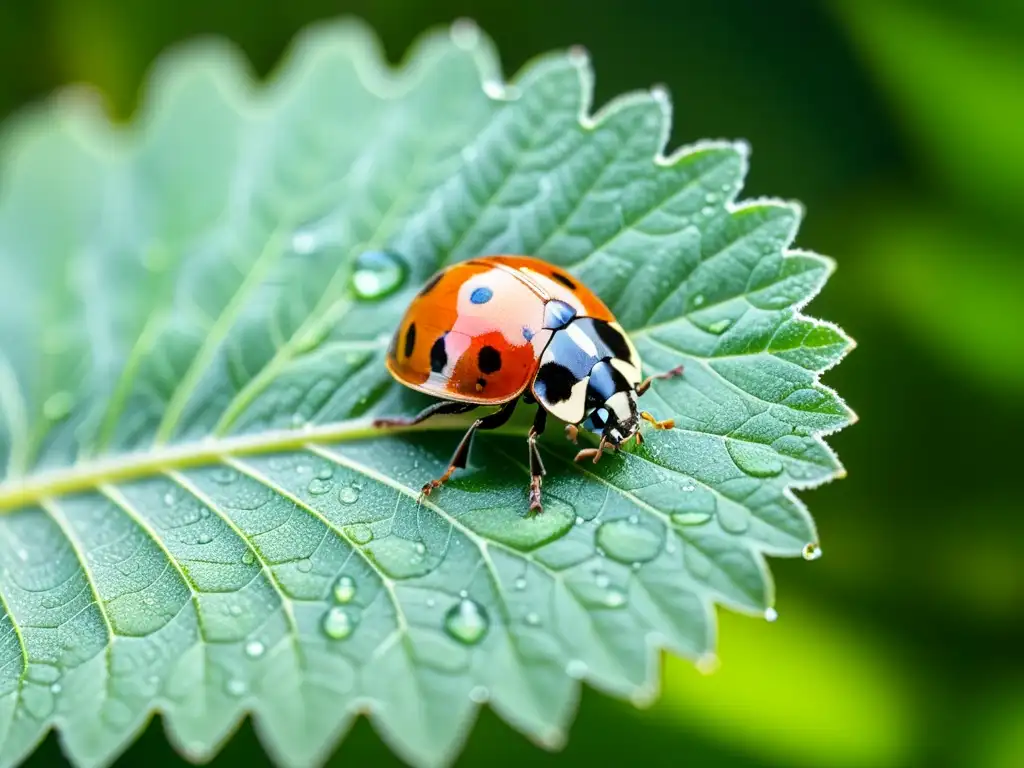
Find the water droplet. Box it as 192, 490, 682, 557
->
225, 679, 247, 697
307, 477, 333, 495
50, 682, 62, 694
322, 606, 356, 640
197, 533, 213, 545
692, 294, 705, 307
525, 612, 540, 626
595, 573, 610, 589
604, 589, 627, 608
199, 506, 210, 518
650, 84, 669, 103
43, 391, 74, 421
568, 45, 589, 66
229, 604, 244, 617
566, 660, 588, 679
317, 467, 334, 481
163, 492, 175, 506
338, 485, 360, 505
716, 504, 750, 535
671, 511, 713, 526
764, 607, 778, 622
596, 518, 663, 564
351, 250, 408, 300
469, 685, 490, 703
415, 542, 426, 555
426, 598, 436, 608
802, 542, 822, 561
296, 558, 313, 573
574, 516, 584, 525
211, 467, 238, 485
701, 205, 715, 217
346, 523, 373, 544
333, 575, 356, 604
707, 318, 732, 334
628, 514, 639, 525
245, 640, 265, 658
241, 550, 256, 565
514, 576, 527, 591
705, 192, 719, 204
444, 598, 489, 645
727, 442, 784, 478
295, 461, 311, 473
482, 81, 505, 99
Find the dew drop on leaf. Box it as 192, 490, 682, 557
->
444, 598, 489, 645
802, 542, 823, 561
525, 612, 540, 626
469, 685, 490, 703
163, 492, 175, 507
594, 572, 610, 589
764, 607, 779, 622
603, 588, 627, 608
307, 477, 333, 495
322, 606, 356, 640
332, 575, 356, 604
595, 518, 663, 563
338, 485, 360, 505
727, 441, 784, 478
196, 533, 213, 545
296, 558, 313, 573
245, 640, 265, 658
692, 294, 705, 307
716, 504, 751, 535
351, 250, 408, 300
707, 318, 732, 334
345, 523, 373, 544
513, 576, 526, 591
317, 467, 334, 480
241, 550, 256, 565
671, 510, 713, 526
228, 604, 244, 617
225, 679, 247, 697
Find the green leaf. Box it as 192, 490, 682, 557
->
0, 17, 854, 768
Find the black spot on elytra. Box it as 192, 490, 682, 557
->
477, 377, 487, 390
403, 323, 417, 358
430, 334, 448, 373
534, 361, 576, 404
478, 345, 502, 374
551, 271, 576, 290
417, 271, 443, 297
594, 320, 632, 362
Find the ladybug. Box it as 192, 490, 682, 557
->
375, 255, 682, 512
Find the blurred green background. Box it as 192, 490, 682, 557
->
3, 0, 1022, 766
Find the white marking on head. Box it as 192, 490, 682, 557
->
606, 391, 633, 423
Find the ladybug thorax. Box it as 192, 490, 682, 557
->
530, 312, 644, 444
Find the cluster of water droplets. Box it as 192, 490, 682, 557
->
321, 573, 360, 640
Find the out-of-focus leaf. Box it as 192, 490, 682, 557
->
832, 0, 1024, 218
657, 599, 918, 768
0, 17, 852, 768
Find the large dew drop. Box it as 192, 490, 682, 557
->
595, 518, 663, 564
351, 250, 408, 300
322, 606, 356, 640
444, 598, 489, 645
333, 575, 356, 604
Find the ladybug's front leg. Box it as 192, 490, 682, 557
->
636, 365, 684, 396
421, 398, 519, 499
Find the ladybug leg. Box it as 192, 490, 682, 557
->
421, 399, 519, 498
527, 408, 548, 513
636, 365, 684, 396
574, 435, 613, 464
373, 399, 477, 429
640, 411, 675, 430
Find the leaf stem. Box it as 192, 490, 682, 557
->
0, 415, 501, 513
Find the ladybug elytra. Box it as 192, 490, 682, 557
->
375, 255, 682, 512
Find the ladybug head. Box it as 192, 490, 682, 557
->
579, 388, 641, 446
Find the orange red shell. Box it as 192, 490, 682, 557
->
386, 255, 615, 404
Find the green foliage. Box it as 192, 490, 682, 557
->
0, 18, 853, 768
